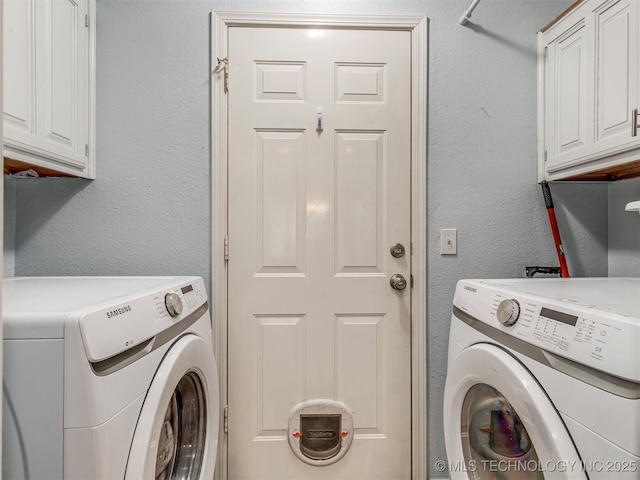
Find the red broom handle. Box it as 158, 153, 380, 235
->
541, 181, 570, 278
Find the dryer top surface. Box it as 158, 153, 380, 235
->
3, 276, 195, 315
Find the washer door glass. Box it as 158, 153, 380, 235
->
156, 372, 207, 480
461, 383, 543, 479
125, 334, 219, 480
444, 343, 584, 480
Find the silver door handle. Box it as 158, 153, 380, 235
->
390, 274, 407, 291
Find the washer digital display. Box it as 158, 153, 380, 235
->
540, 307, 578, 326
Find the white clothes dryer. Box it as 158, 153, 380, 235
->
444, 278, 640, 480
2, 276, 220, 480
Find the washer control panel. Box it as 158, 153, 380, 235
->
491, 293, 618, 361
454, 279, 640, 383
81, 277, 209, 363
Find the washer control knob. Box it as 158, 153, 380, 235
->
165, 293, 183, 318
496, 299, 520, 326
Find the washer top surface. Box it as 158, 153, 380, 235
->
3, 276, 193, 315
468, 277, 640, 320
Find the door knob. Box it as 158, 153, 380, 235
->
390, 243, 406, 258
390, 274, 407, 291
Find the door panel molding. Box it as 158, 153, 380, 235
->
211, 11, 427, 480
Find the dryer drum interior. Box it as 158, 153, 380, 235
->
461, 383, 543, 479
156, 371, 207, 480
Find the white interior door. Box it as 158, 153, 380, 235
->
226, 26, 412, 480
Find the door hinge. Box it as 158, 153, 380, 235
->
410, 274, 414, 288
85, 14, 89, 28
224, 405, 229, 433
224, 235, 229, 261
544, 149, 547, 162
85, 144, 89, 156
216, 57, 229, 94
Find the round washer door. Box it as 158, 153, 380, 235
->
444, 343, 585, 480
125, 334, 220, 480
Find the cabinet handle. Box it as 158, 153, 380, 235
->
633, 108, 639, 137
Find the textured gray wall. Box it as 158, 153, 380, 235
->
425, 1, 607, 476
6, 0, 615, 478
609, 178, 640, 276
3, 177, 15, 277
14, 1, 213, 283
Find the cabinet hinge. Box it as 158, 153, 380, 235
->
224, 235, 229, 261
410, 274, 414, 288
544, 150, 547, 162
224, 405, 229, 433
85, 144, 89, 157
85, 14, 89, 28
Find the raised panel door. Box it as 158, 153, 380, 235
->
545, 17, 594, 172
3, 0, 91, 177
2, 0, 36, 139
227, 26, 412, 480
36, 0, 87, 166
593, 0, 640, 154
539, 0, 640, 180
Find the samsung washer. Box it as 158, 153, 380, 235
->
2, 276, 220, 479
444, 278, 640, 479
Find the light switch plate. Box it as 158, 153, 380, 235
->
440, 229, 457, 255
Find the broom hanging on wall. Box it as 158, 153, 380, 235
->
540, 181, 570, 278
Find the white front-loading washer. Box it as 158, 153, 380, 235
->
2, 276, 220, 480
444, 278, 640, 480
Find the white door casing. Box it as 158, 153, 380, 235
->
211, 12, 427, 480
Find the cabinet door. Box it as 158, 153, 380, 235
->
36, 0, 88, 168
3, 0, 36, 139
593, 0, 640, 154
3, 0, 91, 177
544, 16, 594, 171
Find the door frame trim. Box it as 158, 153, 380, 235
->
211, 11, 428, 479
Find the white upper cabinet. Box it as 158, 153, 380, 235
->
539, 0, 640, 181
3, 0, 95, 178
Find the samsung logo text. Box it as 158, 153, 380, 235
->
106, 305, 132, 318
